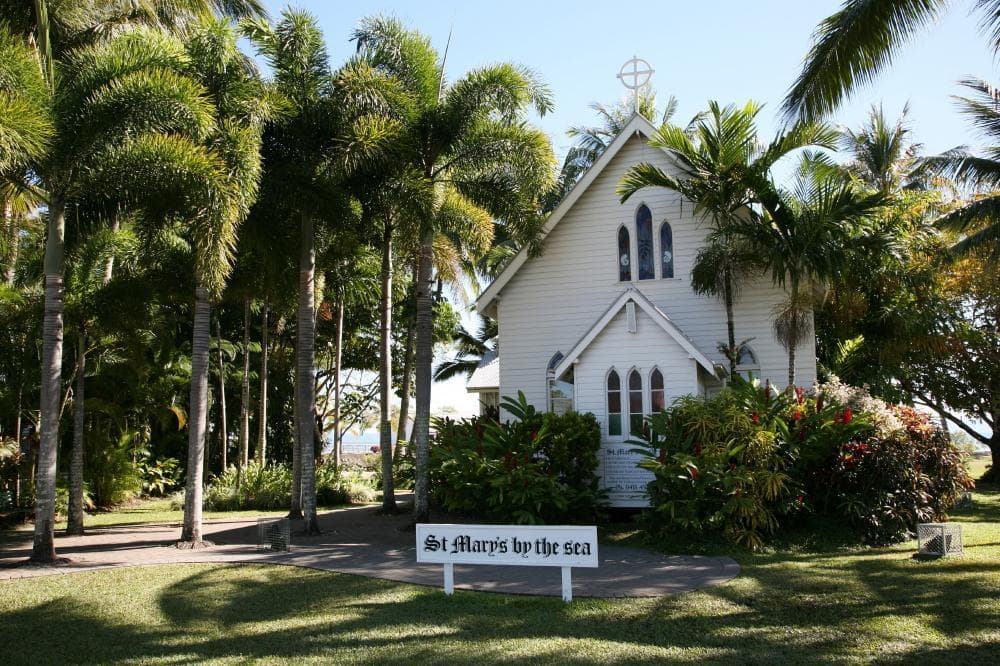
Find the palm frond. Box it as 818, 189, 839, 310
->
782, 0, 944, 120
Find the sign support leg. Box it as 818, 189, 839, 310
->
443, 562, 454, 595
561, 566, 572, 603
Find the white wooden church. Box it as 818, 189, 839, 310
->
469, 112, 817, 506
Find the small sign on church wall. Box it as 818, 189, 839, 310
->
599, 444, 654, 507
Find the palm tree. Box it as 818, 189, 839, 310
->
544, 89, 678, 211
244, 10, 333, 532
842, 103, 922, 194
433, 315, 497, 382
12, 0, 265, 567
247, 9, 403, 529
353, 16, 556, 523
921, 78, 1000, 255
734, 155, 888, 385
177, 19, 264, 544
619, 101, 838, 376
783, 0, 1000, 121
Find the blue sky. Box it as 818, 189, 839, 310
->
263, 0, 999, 160
260, 1, 999, 418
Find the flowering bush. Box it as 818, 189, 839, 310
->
802, 404, 972, 544
430, 392, 602, 524
635, 378, 972, 549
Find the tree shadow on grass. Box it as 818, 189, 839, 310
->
3, 557, 998, 664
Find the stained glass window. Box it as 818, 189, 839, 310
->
650, 368, 665, 413
636, 205, 654, 280
607, 370, 622, 435
617, 226, 631, 282
628, 369, 643, 434
660, 222, 674, 278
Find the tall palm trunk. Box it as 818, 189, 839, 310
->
787, 274, 799, 388
181, 285, 211, 544
4, 201, 16, 286
412, 229, 435, 524
216, 316, 228, 471
395, 322, 415, 457
239, 300, 251, 468
31, 193, 66, 563
723, 267, 737, 377
102, 216, 120, 285
378, 221, 397, 512
297, 212, 319, 533
290, 346, 302, 519
66, 331, 86, 535
332, 300, 343, 469
396, 260, 418, 457
257, 299, 269, 464
67, 216, 120, 533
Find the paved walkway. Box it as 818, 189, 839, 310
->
0, 504, 739, 598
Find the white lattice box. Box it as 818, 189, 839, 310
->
917, 523, 963, 557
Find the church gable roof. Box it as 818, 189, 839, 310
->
476, 112, 663, 315
552, 287, 721, 379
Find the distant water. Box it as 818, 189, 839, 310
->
326, 429, 386, 454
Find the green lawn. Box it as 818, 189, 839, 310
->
1, 459, 997, 664
53, 498, 345, 530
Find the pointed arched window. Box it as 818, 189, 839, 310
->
628, 369, 644, 434
617, 226, 631, 282
650, 368, 665, 413
636, 205, 654, 280
660, 222, 674, 278
607, 370, 622, 435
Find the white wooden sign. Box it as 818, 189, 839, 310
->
415, 524, 598, 602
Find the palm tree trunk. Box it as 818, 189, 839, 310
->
216, 316, 228, 471
66, 331, 86, 535
378, 220, 397, 512
239, 300, 251, 468
257, 299, 269, 464
413, 229, 435, 524
290, 346, 302, 519
333, 300, 343, 469
102, 215, 119, 286
67, 215, 119, 531
14, 382, 23, 505
297, 212, 319, 533
31, 193, 66, 563
723, 268, 737, 377
395, 322, 415, 458
396, 260, 418, 458
4, 200, 16, 286
181, 285, 211, 544
787, 275, 799, 388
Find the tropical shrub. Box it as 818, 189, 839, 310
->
430, 392, 603, 524
202, 462, 292, 511
84, 430, 143, 508
137, 456, 182, 497
635, 378, 972, 549
801, 405, 972, 544
198, 460, 377, 512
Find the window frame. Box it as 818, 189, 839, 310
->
606, 368, 623, 437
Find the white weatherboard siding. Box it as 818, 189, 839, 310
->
573, 307, 698, 422
494, 132, 816, 415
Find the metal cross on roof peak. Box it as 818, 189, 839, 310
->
617, 56, 654, 113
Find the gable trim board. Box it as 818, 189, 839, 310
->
552, 287, 722, 380
476, 113, 670, 317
